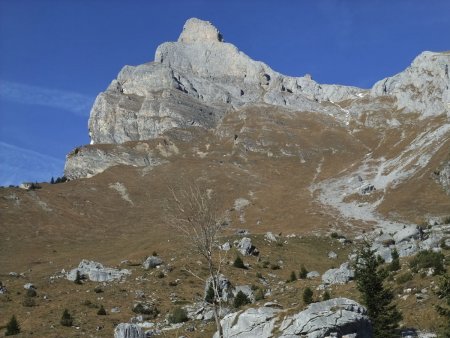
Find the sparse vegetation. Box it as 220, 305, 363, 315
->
254, 288, 265, 301
289, 271, 297, 282
60, 309, 73, 327
132, 303, 159, 318
322, 290, 331, 301
388, 248, 400, 272
435, 273, 450, 336
234, 290, 250, 308
22, 295, 35, 307
410, 250, 446, 275
168, 307, 188, 324
396, 272, 413, 284
74, 270, 83, 284
5, 315, 20, 336
26, 288, 37, 297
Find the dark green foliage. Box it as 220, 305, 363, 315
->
156, 271, 165, 278
168, 307, 188, 324
5, 315, 20, 336
60, 309, 73, 327
233, 290, 250, 308
50, 177, 55, 184
435, 273, 450, 336
152, 251, 158, 256
74, 270, 83, 284
299, 265, 308, 279
97, 305, 106, 315
233, 256, 246, 269
410, 250, 446, 275
388, 248, 400, 272
205, 282, 215, 303
289, 271, 297, 282
270, 263, 280, 270
354, 241, 402, 338
303, 287, 313, 305
396, 272, 413, 284
322, 290, 331, 301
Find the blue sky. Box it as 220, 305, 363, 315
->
0, 0, 449, 185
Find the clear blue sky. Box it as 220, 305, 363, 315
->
0, 0, 449, 185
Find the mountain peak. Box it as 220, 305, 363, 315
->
178, 18, 223, 44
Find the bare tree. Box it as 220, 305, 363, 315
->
166, 183, 227, 338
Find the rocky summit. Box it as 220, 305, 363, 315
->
1, 18, 450, 338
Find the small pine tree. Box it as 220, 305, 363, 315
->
60, 309, 74, 327
233, 256, 246, 269
74, 270, 82, 284
233, 290, 250, 308
289, 271, 297, 282
97, 305, 106, 315
299, 265, 308, 279
5, 315, 20, 336
389, 248, 400, 272
323, 290, 331, 301
50, 177, 55, 184
303, 287, 313, 305
435, 273, 450, 337
354, 241, 402, 338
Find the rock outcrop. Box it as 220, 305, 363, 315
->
214, 298, 372, 338
322, 262, 355, 285
67, 260, 130, 282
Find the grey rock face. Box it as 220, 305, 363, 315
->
88, 18, 362, 147
114, 323, 144, 338
233, 285, 255, 303
322, 262, 354, 285
279, 298, 372, 338
435, 160, 450, 195
143, 256, 163, 269
371, 51, 450, 118
214, 298, 371, 338
66, 259, 130, 282
236, 237, 259, 256
306, 271, 320, 279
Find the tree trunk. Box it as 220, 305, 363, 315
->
213, 302, 223, 338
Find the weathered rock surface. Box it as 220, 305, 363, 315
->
114, 323, 144, 338
236, 237, 259, 256
67, 259, 130, 282
214, 298, 372, 338
143, 255, 163, 269
322, 262, 354, 285
204, 274, 233, 302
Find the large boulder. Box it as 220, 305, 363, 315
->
114, 323, 144, 338
236, 237, 259, 256
279, 298, 372, 338
322, 262, 355, 285
214, 298, 372, 338
67, 260, 130, 282
205, 274, 233, 302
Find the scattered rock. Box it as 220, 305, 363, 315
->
264, 232, 278, 242
220, 242, 231, 251
327, 251, 338, 259
143, 256, 163, 269
322, 262, 354, 285
23, 283, 35, 290
236, 237, 259, 256
306, 271, 320, 279
67, 260, 130, 282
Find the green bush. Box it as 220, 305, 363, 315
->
322, 290, 331, 301
303, 287, 313, 305
22, 296, 35, 307
60, 309, 73, 327
5, 315, 20, 336
410, 250, 446, 275
388, 248, 401, 272
396, 272, 413, 284
132, 303, 159, 318
97, 305, 107, 315
270, 263, 280, 270
26, 288, 37, 297
289, 271, 297, 282
233, 256, 246, 269
234, 290, 250, 308
299, 265, 308, 279
168, 307, 188, 324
